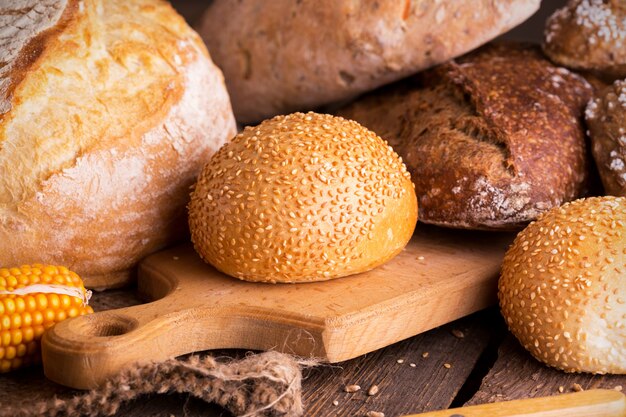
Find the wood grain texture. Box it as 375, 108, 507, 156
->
406, 390, 626, 417
467, 335, 626, 406
41, 226, 513, 389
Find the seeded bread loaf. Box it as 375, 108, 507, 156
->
543, 0, 626, 81
339, 44, 593, 230
0, 0, 236, 289
585, 80, 626, 196
198, 0, 540, 123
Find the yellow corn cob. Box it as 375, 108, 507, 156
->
0, 264, 93, 372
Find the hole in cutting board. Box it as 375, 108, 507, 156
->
72, 314, 138, 337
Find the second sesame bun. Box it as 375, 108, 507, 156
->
188, 112, 418, 283
499, 196, 626, 374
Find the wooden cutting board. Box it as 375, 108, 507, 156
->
42, 225, 515, 389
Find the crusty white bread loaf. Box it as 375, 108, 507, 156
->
198, 0, 541, 123
0, 0, 236, 289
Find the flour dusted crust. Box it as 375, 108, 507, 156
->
543, 0, 626, 81
339, 44, 593, 230
586, 80, 626, 196
198, 0, 540, 123
0, 0, 236, 289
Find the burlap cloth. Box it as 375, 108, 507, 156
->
2, 351, 311, 417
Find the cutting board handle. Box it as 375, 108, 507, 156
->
41, 261, 300, 389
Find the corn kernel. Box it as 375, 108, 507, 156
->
0, 265, 93, 372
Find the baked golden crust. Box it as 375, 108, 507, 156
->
0, 0, 236, 289
543, 0, 626, 81
189, 113, 417, 283
340, 44, 592, 230
499, 196, 626, 374
586, 80, 626, 196
199, 0, 540, 123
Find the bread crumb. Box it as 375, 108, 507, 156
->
443, 363, 452, 369
422, 352, 429, 358
332, 400, 339, 406
615, 385, 623, 392
366, 412, 384, 417
367, 385, 379, 396
572, 383, 584, 392
345, 384, 361, 393
452, 329, 465, 338
558, 386, 564, 393
397, 359, 405, 364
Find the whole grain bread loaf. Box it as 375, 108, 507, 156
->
199, 0, 540, 123
0, 0, 236, 289
339, 44, 593, 230
585, 80, 626, 196
543, 0, 626, 81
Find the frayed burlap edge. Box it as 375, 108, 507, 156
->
3, 351, 313, 417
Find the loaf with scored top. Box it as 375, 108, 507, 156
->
0, 0, 236, 289
339, 44, 593, 230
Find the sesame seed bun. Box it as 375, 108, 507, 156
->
188, 112, 418, 283
499, 196, 626, 374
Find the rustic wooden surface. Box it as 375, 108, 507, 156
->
42, 225, 512, 389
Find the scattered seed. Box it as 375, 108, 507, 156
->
417, 256, 425, 261
332, 400, 339, 406
452, 329, 465, 339
345, 384, 361, 393
558, 386, 564, 393
172, 256, 180, 260
572, 383, 583, 392
397, 359, 404, 364
422, 352, 429, 358
366, 412, 384, 417
443, 363, 452, 369
410, 363, 416, 367
615, 385, 623, 392
368, 385, 379, 396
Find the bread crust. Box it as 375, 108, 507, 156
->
543, 0, 626, 81
586, 80, 626, 196
0, 0, 236, 289
199, 0, 540, 123
189, 113, 417, 283
339, 44, 592, 230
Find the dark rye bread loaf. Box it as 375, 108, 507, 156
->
585, 79, 626, 196
339, 44, 593, 230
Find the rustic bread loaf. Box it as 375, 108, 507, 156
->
0, 0, 236, 289
198, 0, 540, 123
339, 44, 593, 230
543, 0, 626, 81
586, 80, 626, 196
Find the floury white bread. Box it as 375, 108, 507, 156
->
0, 0, 236, 289
198, 0, 541, 123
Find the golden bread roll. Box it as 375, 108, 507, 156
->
0, 0, 236, 289
586, 79, 626, 197
199, 0, 540, 123
188, 113, 418, 283
499, 196, 626, 374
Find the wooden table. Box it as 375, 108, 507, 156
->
1, 288, 624, 416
